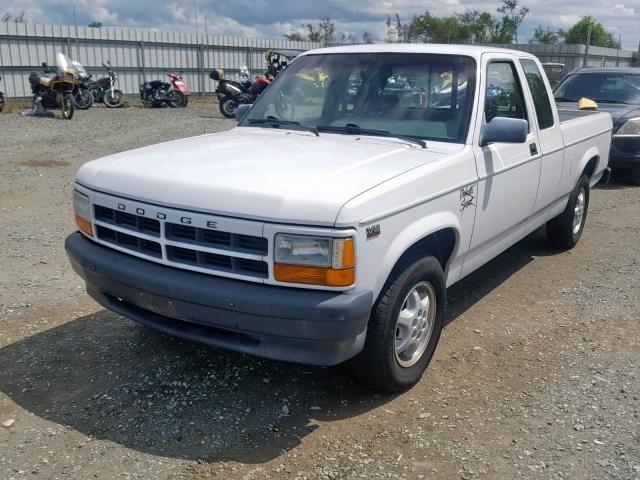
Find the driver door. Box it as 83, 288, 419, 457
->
462, 55, 541, 276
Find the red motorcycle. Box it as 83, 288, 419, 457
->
169, 72, 189, 107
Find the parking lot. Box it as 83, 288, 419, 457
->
0, 106, 639, 480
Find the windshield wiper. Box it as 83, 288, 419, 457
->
554, 97, 578, 102
317, 123, 427, 148
246, 116, 319, 136
591, 99, 632, 104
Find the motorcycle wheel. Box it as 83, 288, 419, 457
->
0, 94, 4, 113
61, 93, 74, 120
104, 90, 124, 108
166, 90, 186, 108
74, 88, 94, 110
219, 97, 238, 118
275, 96, 295, 119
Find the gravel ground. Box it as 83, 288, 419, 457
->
0, 106, 639, 480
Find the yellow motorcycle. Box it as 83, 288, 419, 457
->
28, 53, 78, 119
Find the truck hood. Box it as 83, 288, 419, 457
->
77, 127, 449, 226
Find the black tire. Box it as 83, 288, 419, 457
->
103, 90, 124, 108
0, 94, 4, 113
631, 165, 640, 186
219, 97, 238, 118
61, 93, 74, 120
74, 88, 94, 110
546, 174, 589, 249
182, 95, 189, 108
349, 255, 446, 392
166, 90, 185, 108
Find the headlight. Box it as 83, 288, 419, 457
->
274, 234, 355, 287
615, 117, 640, 136
73, 190, 93, 236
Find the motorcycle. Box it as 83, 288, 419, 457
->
28, 53, 78, 119
210, 67, 272, 118
0, 76, 4, 113
74, 61, 124, 109
139, 73, 186, 108
168, 72, 189, 107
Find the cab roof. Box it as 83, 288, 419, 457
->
301, 43, 538, 61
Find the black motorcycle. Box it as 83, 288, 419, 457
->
74, 61, 124, 109
0, 76, 5, 113
210, 68, 272, 118
139, 77, 185, 108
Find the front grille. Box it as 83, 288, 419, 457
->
92, 203, 268, 279
165, 223, 267, 255
96, 225, 162, 258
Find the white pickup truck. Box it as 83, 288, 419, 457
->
66, 45, 612, 392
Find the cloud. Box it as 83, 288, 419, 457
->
0, 0, 638, 48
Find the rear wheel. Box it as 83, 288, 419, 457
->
348, 255, 446, 392
60, 93, 74, 120
103, 89, 124, 108
546, 174, 589, 249
219, 97, 238, 118
74, 88, 94, 110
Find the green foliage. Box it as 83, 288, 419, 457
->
497, 0, 529, 43
1, 11, 25, 23
529, 25, 563, 44
283, 19, 356, 45
385, 8, 514, 44
88, 21, 103, 28
564, 16, 621, 48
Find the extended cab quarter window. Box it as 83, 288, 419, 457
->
519, 59, 554, 129
484, 62, 527, 124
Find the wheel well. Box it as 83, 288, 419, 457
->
583, 156, 598, 179
399, 228, 457, 272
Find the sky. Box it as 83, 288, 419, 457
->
1, 0, 639, 49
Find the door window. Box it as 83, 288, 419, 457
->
484, 62, 528, 124
519, 59, 554, 129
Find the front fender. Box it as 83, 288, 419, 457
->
372, 211, 461, 299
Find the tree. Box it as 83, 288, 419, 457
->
529, 25, 562, 44
283, 31, 305, 41
497, 0, 529, 43
563, 16, 620, 48
385, 13, 410, 43
362, 31, 373, 44
88, 21, 103, 28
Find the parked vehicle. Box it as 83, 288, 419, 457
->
554, 67, 640, 183
66, 45, 612, 393
0, 76, 4, 112
74, 61, 125, 109
542, 62, 566, 87
210, 67, 272, 118
168, 72, 189, 107
29, 53, 78, 119
140, 73, 186, 108
71, 61, 94, 110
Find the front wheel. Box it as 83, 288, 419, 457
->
166, 89, 185, 108
219, 97, 238, 118
103, 89, 124, 108
74, 88, 94, 110
348, 255, 446, 392
546, 174, 589, 249
60, 93, 74, 120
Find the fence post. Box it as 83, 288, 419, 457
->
139, 40, 146, 83
582, 25, 592, 67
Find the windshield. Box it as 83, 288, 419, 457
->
56, 53, 77, 75
240, 53, 477, 144
555, 72, 640, 105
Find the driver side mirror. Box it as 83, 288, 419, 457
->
235, 103, 252, 122
480, 117, 528, 147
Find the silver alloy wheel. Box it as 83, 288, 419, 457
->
394, 281, 436, 368
572, 188, 586, 235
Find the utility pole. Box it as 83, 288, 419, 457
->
73, 3, 79, 60
582, 25, 592, 67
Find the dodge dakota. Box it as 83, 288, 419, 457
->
66, 45, 612, 392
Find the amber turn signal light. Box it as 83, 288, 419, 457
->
75, 214, 93, 237
274, 264, 355, 287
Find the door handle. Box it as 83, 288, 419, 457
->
529, 143, 538, 156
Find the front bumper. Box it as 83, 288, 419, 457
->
610, 136, 640, 170
65, 233, 372, 366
